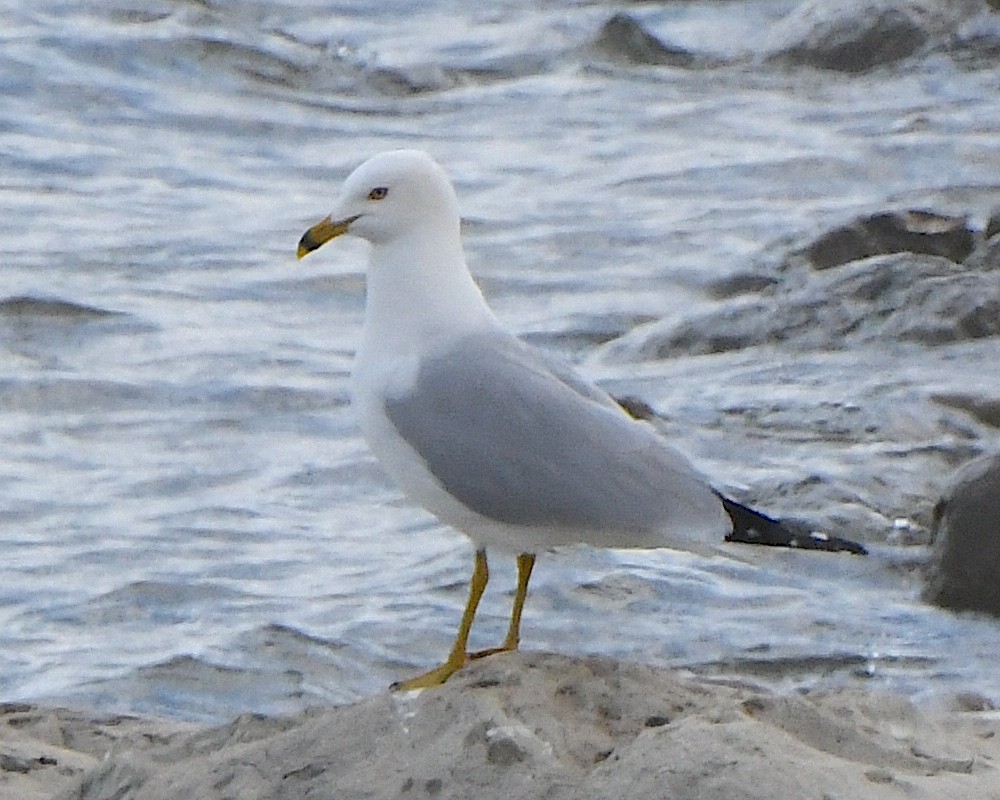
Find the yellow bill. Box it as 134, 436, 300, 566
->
297, 214, 359, 259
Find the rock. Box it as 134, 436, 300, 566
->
931, 393, 1000, 429
604, 251, 1000, 359
592, 13, 697, 67
766, 0, 979, 72
0, 295, 121, 320
875, 262, 1000, 344
707, 272, 781, 299
0, 752, 35, 774
965, 234, 1000, 271
799, 210, 976, 270
43, 653, 1000, 800
612, 394, 656, 421
0, 705, 195, 800
988, 211, 1000, 241
924, 453, 1000, 615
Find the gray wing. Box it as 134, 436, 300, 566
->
383, 333, 722, 537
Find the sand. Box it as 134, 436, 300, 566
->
4, 652, 998, 800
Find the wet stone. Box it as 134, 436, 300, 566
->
766, 0, 977, 73
593, 13, 698, 67
800, 210, 975, 270
924, 453, 1000, 616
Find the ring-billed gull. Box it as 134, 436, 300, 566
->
297, 150, 863, 691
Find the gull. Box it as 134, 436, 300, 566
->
296, 149, 863, 691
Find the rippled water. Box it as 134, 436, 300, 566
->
1, 0, 999, 722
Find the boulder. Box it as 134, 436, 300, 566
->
592, 13, 697, 67
798, 210, 975, 270
766, 0, 980, 72
965, 234, 1000, 271
42, 654, 1000, 800
924, 453, 1000, 615
604, 250, 1000, 359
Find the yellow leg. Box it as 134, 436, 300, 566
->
471, 552, 535, 659
392, 549, 489, 691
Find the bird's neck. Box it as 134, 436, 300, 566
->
360, 230, 496, 361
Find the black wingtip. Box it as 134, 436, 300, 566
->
719, 494, 868, 555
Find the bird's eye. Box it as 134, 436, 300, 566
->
368, 187, 389, 201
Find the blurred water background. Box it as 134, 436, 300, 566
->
1, 0, 999, 722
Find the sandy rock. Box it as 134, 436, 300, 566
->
0, 705, 197, 800
37, 653, 1000, 800
924, 453, 1000, 615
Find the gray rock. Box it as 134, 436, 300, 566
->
766, 0, 979, 72
49, 653, 1000, 800
965, 234, 1000, 271
592, 13, 697, 67
799, 210, 975, 270
707, 272, 781, 299
988, 211, 1000, 241
605, 251, 1000, 359
931, 393, 1000, 429
0, 752, 34, 774
924, 453, 1000, 616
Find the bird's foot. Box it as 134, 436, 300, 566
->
391, 651, 468, 691
469, 639, 518, 661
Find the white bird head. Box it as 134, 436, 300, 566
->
297, 150, 461, 257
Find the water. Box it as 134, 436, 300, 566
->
1, 0, 999, 722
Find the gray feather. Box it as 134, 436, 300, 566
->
383, 333, 720, 536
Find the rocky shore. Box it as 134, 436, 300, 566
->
3, 653, 998, 800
